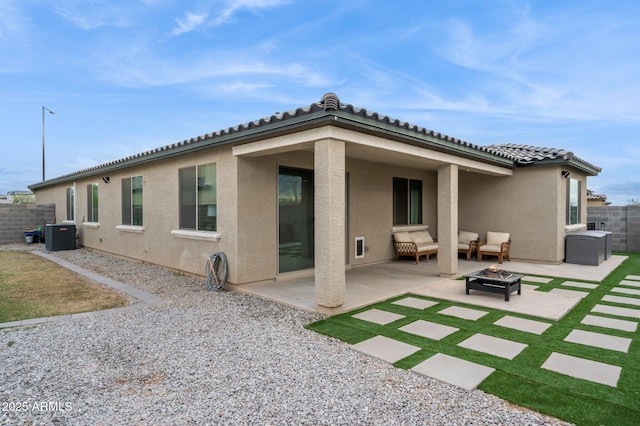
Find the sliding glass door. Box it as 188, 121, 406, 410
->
278, 167, 314, 273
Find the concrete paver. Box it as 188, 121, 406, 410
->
399, 320, 459, 341
494, 315, 552, 335
391, 297, 439, 310
564, 329, 632, 353
581, 314, 638, 332
549, 288, 590, 299
438, 306, 488, 321
626, 275, 640, 281
592, 304, 640, 319
458, 333, 528, 360
352, 335, 421, 363
561, 281, 598, 289
619, 280, 640, 288
611, 287, 640, 296
352, 308, 405, 325
542, 352, 621, 387
522, 276, 553, 283
602, 295, 640, 307
412, 353, 495, 391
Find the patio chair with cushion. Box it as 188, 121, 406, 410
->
393, 230, 438, 263
477, 231, 511, 264
458, 230, 479, 261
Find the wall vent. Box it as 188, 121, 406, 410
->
355, 236, 365, 259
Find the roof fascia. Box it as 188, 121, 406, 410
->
515, 158, 601, 176
29, 108, 513, 190
329, 110, 514, 168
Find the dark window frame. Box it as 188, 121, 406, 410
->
393, 177, 423, 225
179, 163, 217, 232
86, 183, 99, 223
121, 176, 143, 226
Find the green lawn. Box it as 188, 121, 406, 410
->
306, 252, 640, 426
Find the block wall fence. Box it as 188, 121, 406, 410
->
0, 204, 56, 244
587, 205, 640, 253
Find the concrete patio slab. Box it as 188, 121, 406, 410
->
399, 320, 459, 341
391, 297, 439, 310
564, 329, 632, 353
458, 333, 528, 360
549, 288, 590, 299
412, 353, 495, 391
237, 255, 624, 317
562, 281, 598, 289
581, 314, 638, 332
542, 352, 621, 387
626, 275, 640, 281
352, 335, 421, 364
494, 315, 552, 335
522, 276, 553, 283
592, 304, 640, 319
352, 309, 405, 325
619, 280, 640, 288
602, 295, 640, 307
612, 287, 640, 296
438, 306, 488, 321
413, 282, 579, 321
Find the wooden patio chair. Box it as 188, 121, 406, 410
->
458, 230, 479, 261
477, 231, 511, 264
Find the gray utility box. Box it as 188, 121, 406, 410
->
587, 230, 612, 259
565, 231, 607, 266
45, 224, 76, 251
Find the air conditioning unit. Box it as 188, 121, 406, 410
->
45, 224, 77, 251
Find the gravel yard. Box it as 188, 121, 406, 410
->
0, 246, 570, 425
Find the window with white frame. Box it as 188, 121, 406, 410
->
122, 176, 143, 226
179, 163, 216, 231
87, 183, 98, 222
66, 187, 75, 221
566, 178, 581, 225
393, 177, 422, 225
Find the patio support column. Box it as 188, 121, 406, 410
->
314, 138, 346, 308
438, 164, 458, 277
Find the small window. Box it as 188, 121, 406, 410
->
566, 178, 581, 225
393, 177, 422, 225
66, 187, 75, 221
179, 163, 216, 231
87, 183, 99, 222
122, 176, 143, 226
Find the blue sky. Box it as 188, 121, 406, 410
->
1, 0, 639, 205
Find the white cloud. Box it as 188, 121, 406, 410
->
0, 1, 26, 40
171, 0, 290, 35
171, 11, 208, 36
53, 1, 132, 30
212, 0, 290, 26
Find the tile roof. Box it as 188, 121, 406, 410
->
587, 189, 608, 202
30, 93, 601, 186
484, 143, 601, 172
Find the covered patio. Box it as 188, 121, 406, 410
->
234, 255, 627, 320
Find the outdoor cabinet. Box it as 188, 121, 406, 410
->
588, 230, 613, 259
565, 231, 607, 266
45, 224, 77, 251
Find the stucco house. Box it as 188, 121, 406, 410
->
29, 93, 601, 309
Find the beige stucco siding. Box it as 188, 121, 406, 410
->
232, 152, 438, 282
346, 158, 437, 265
459, 165, 588, 263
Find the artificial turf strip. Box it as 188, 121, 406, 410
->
305, 252, 640, 425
